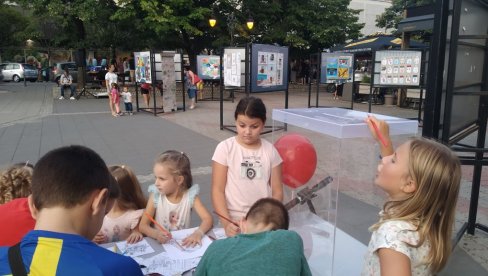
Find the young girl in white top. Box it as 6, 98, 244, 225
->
94, 165, 147, 244
362, 116, 461, 275
212, 96, 283, 237
140, 150, 213, 247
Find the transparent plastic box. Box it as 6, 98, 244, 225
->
272, 108, 418, 275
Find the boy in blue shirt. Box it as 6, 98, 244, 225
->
0, 145, 143, 275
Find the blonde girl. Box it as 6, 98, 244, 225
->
140, 150, 213, 247
212, 96, 283, 237
94, 165, 147, 244
363, 116, 461, 275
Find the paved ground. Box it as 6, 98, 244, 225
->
0, 81, 486, 275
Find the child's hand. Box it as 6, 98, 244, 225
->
126, 230, 143, 244
365, 115, 390, 143
182, 231, 203, 247
224, 222, 240, 237
93, 232, 107, 244
155, 230, 171, 244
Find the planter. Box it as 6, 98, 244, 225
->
384, 94, 395, 105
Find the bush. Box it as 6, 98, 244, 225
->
361, 75, 371, 84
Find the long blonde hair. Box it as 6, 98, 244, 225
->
371, 137, 461, 273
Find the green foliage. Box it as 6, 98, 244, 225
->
0, 5, 31, 47
376, 0, 434, 31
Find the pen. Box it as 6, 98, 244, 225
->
144, 212, 172, 238
212, 211, 239, 227
172, 239, 186, 251
369, 118, 388, 148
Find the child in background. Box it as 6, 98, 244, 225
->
93, 165, 146, 244
121, 86, 133, 115
212, 96, 283, 237
195, 198, 311, 276
362, 116, 461, 275
139, 150, 213, 247
111, 82, 121, 116
0, 162, 35, 246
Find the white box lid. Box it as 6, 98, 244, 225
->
272, 108, 418, 139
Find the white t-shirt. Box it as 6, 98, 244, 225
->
121, 91, 132, 103
105, 71, 118, 89
148, 184, 200, 231
362, 219, 432, 276
212, 137, 282, 220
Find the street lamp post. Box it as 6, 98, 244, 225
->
208, 12, 254, 46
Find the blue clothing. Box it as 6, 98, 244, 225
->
0, 230, 143, 276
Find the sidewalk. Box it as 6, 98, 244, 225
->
0, 81, 486, 274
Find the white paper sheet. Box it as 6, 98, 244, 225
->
138, 252, 200, 276
115, 239, 155, 258
162, 227, 213, 259
211, 228, 227, 240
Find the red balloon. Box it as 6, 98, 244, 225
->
274, 133, 317, 189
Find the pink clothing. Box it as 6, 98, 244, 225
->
0, 198, 36, 246
111, 88, 120, 104
212, 137, 282, 219
100, 209, 144, 243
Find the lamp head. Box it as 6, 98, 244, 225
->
246, 17, 254, 30
209, 17, 217, 28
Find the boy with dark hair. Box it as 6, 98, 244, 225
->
196, 198, 311, 276
0, 145, 143, 275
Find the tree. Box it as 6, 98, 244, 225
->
376, 0, 434, 31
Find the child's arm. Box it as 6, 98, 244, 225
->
270, 164, 283, 201
92, 231, 107, 244
139, 194, 171, 244
365, 116, 394, 157
378, 248, 412, 276
212, 161, 240, 237
126, 222, 144, 244
182, 196, 213, 247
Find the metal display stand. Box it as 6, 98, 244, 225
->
423, 0, 488, 242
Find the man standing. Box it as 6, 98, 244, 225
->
59, 69, 76, 100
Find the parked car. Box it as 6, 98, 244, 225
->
0, 68, 3, 81
52, 62, 79, 84
0, 63, 38, 82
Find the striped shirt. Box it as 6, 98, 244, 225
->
0, 230, 143, 276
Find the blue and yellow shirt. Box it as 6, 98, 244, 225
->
0, 230, 143, 276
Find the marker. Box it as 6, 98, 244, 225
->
144, 212, 172, 238
212, 211, 239, 227
369, 118, 388, 148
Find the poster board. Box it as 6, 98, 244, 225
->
374, 50, 422, 87
320, 53, 354, 84
223, 48, 245, 87
251, 44, 289, 93
161, 51, 177, 112
196, 55, 220, 80
134, 51, 152, 83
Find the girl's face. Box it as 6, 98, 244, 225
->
153, 163, 182, 195
375, 142, 414, 200
235, 114, 264, 147
123, 87, 128, 92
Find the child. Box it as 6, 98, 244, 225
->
0, 145, 142, 275
183, 65, 197, 109
121, 86, 133, 115
212, 96, 283, 237
195, 198, 311, 276
93, 165, 146, 244
139, 150, 213, 247
0, 162, 35, 246
362, 116, 461, 275
111, 82, 121, 116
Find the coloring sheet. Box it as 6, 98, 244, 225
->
115, 239, 155, 258
212, 227, 227, 240
162, 227, 213, 259
138, 252, 200, 276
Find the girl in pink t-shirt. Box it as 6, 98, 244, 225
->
93, 165, 147, 244
212, 96, 283, 237
111, 82, 121, 116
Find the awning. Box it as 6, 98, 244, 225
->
397, 14, 434, 33
331, 35, 427, 53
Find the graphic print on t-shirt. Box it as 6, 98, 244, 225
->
240, 155, 263, 180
